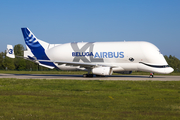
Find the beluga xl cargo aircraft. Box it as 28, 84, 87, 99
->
7, 28, 174, 77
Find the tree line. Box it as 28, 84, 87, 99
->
0, 44, 52, 71
0, 44, 180, 72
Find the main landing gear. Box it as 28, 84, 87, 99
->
83, 74, 105, 77
149, 73, 154, 78
83, 74, 94, 77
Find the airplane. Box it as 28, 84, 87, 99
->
6, 28, 174, 77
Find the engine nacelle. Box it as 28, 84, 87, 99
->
92, 67, 113, 76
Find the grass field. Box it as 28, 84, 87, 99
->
0, 78, 180, 119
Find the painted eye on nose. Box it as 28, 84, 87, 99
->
129, 57, 134, 62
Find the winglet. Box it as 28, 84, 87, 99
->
6, 45, 15, 58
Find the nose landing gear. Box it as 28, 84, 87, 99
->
149, 73, 154, 78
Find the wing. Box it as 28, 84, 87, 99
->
38, 60, 118, 68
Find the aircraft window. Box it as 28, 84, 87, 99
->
129, 57, 134, 62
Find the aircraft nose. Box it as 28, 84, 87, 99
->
164, 67, 174, 74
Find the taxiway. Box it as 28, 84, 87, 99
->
0, 74, 180, 81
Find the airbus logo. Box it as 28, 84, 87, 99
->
94, 52, 124, 58
72, 52, 124, 58
25, 33, 37, 43
71, 42, 124, 63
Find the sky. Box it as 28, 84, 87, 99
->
0, 0, 180, 59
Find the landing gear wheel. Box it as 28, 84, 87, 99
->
96, 75, 105, 77
149, 73, 154, 78
83, 74, 87, 77
83, 74, 94, 77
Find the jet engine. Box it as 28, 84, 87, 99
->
92, 67, 113, 76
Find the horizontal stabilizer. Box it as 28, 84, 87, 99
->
39, 63, 55, 69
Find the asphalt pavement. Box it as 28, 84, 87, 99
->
0, 74, 180, 81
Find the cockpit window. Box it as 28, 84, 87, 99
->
129, 57, 134, 62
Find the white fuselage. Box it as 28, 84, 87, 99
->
45, 41, 173, 74
19, 28, 173, 75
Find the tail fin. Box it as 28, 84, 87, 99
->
21, 28, 56, 68
6, 45, 15, 58
21, 28, 50, 60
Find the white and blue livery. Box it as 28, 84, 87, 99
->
7, 28, 174, 77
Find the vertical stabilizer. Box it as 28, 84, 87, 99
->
21, 28, 49, 60
21, 28, 55, 68
6, 45, 15, 58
